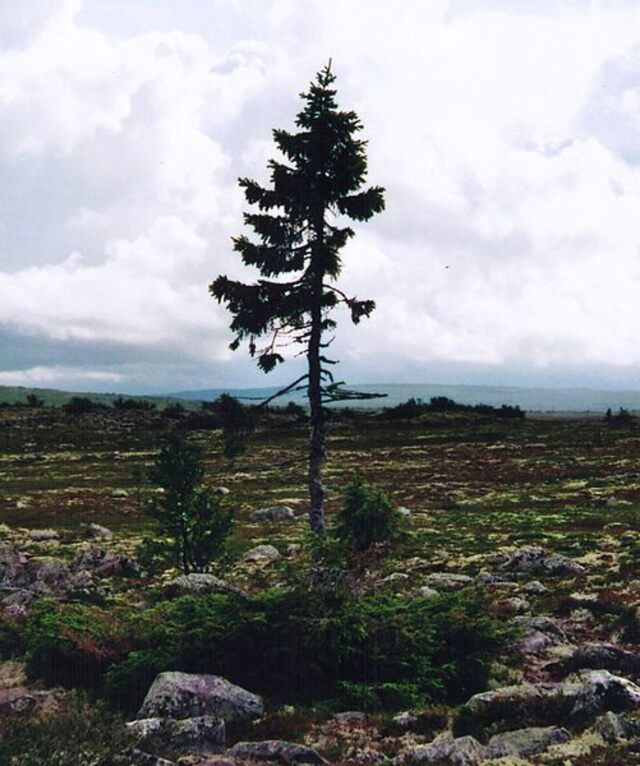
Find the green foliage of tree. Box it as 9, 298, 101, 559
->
333, 476, 401, 551
210, 62, 385, 533
23, 589, 512, 714
143, 434, 233, 574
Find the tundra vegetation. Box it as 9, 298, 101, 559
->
2, 391, 640, 764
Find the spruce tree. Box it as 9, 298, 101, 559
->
210, 63, 385, 533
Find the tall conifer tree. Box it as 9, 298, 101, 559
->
210, 63, 385, 533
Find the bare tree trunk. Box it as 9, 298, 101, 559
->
307, 205, 326, 534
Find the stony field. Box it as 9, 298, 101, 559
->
3, 405, 640, 764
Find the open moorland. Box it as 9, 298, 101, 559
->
3, 402, 640, 764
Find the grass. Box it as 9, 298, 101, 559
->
2, 405, 640, 566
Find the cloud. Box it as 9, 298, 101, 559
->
4, 0, 640, 391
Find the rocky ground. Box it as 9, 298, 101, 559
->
3, 406, 640, 764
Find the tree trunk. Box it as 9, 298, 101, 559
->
307, 204, 326, 535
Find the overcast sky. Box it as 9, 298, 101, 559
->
3, 0, 640, 393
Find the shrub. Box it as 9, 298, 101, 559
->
333, 476, 401, 551
62, 397, 107, 415
24, 589, 511, 715
144, 434, 234, 574
24, 601, 131, 690
0, 693, 130, 766
112, 396, 156, 411
104, 588, 511, 713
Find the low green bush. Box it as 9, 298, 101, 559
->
24, 601, 131, 691
333, 476, 401, 551
23, 587, 511, 714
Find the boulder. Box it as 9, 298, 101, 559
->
454, 670, 640, 737
593, 711, 640, 743
249, 506, 295, 522
28, 529, 59, 542
418, 586, 440, 599
0, 544, 26, 586
110, 489, 129, 499
498, 546, 585, 577
161, 574, 245, 599
334, 711, 368, 725
127, 716, 225, 758
374, 572, 409, 589
228, 741, 327, 765
242, 545, 281, 564
128, 750, 175, 766
137, 672, 263, 723
485, 726, 571, 758
85, 523, 113, 541
71, 545, 140, 577
546, 643, 640, 680
396, 733, 486, 765
422, 573, 473, 591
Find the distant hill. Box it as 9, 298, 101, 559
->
3, 381, 640, 413
172, 382, 640, 413
0, 385, 196, 410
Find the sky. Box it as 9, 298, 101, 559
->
3, 0, 640, 394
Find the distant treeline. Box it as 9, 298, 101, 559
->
380, 396, 526, 420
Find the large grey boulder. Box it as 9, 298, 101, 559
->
137, 672, 263, 723
593, 711, 640, 743
498, 546, 585, 577
513, 615, 566, 656
249, 506, 295, 522
127, 716, 225, 758
546, 642, 640, 679
396, 733, 486, 765
455, 670, 640, 737
485, 726, 571, 758
228, 741, 327, 764
161, 574, 245, 599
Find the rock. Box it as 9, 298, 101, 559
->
127, 716, 225, 758
249, 506, 295, 522
398, 506, 412, 517
454, 670, 640, 737
418, 586, 440, 599
110, 489, 129, 498
128, 750, 175, 766
546, 643, 640, 680
214, 487, 231, 496
501, 596, 529, 614
242, 545, 281, 564
71, 545, 140, 577
498, 546, 585, 577
228, 740, 327, 764
396, 732, 486, 765
286, 544, 302, 556
593, 711, 640, 743
393, 711, 418, 730
571, 670, 640, 723
28, 529, 59, 542
422, 573, 473, 591
0, 543, 27, 585
85, 523, 113, 541
137, 672, 263, 723
486, 726, 571, 758
474, 571, 496, 585
334, 711, 368, 725
523, 580, 549, 595
374, 572, 409, 589
161, 574, 245, 599
517, 630, 555, 655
